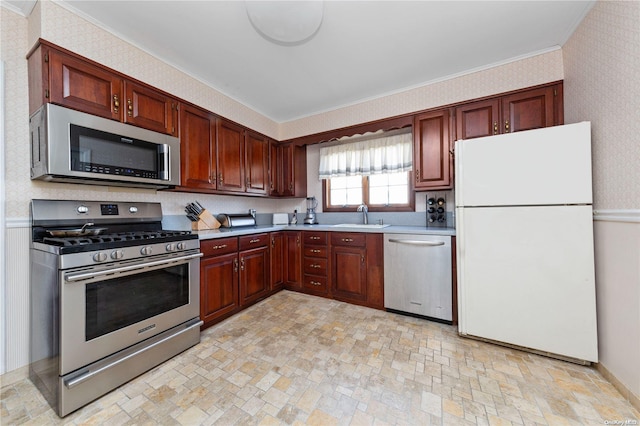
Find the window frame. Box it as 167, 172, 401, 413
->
322, 172, 415, 212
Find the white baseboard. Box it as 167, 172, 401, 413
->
593, 209, 640, 223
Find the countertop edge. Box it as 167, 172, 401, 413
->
196, 224, 455, 240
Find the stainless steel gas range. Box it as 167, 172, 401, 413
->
29, 199, 203, 417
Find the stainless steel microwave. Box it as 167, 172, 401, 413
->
30, 104, 180, 189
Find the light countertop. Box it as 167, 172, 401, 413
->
196, 224, 455, 240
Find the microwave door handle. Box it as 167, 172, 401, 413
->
64, 252, 203, 283
160, 144, 170, 180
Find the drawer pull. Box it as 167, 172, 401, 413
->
249, 239, 260, 244
213, 244, 228, 250
310, 281, 322, 286
310, 264, 321, 269
341, 238, 354, 242
310, 236, 320, 240
310, 249, 321, 253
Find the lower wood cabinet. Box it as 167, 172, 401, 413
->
238, 234, 270, 306
303, 231, 329, 296
200, 230, 385, 329
270, 232, 285, 291
200, 234, 274, 329
330, 232, 384, 309
284, 231, 302, 290
200, 237, 239, 328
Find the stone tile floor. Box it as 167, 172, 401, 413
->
2, 290, 639, 425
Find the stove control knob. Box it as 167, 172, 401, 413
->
140, 246, 153, 256
165, 243, 176, 252
176, 242, 187, 250
93, 252, 107, 262
129, 206, 138, 214
111, 250, 124, 260
77, 205, 89, 214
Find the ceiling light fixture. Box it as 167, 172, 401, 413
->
245, 1, 324, 46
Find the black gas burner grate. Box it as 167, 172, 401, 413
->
42, 230, 193, 247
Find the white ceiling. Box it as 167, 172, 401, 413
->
4, 1, 594, 123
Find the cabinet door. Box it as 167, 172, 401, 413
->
280, 144, 307, 197
331, 245, 367, 303
180, 104, 216, 190
455, 99, 500, 140
124, 81, 177, 135
413, 109, 452, 190
216, 119, 246, 192
270, 232, 285, 291
48, 50, 122, 120
239, 246, 270, 306
269, 141, 283, 196
201, 252, 239, 326
245, 131, 269, 195
284, 232, 302, 290
501, 86, 556, 134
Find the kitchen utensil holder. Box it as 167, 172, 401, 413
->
191, 209, 221, 230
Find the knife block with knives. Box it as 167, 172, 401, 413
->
185, 201, 221, 230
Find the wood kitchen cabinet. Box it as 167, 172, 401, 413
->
238, 234, 270, 306
124, 81, 178, 135
455, 84, 563, 140
180, 103, 217, 190
284, 231, 303, 290
216, 119, 246, 193
273, 143, 307, 198
413, 109, 452, 190
302, 231, 329, 296
270, 232, 285, 291
200, 237, 240, 328
245, 131, 270, 195
330, 232, 384, 309
28, 42, 178, 135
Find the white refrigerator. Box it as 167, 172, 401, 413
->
455, 122, 598, 363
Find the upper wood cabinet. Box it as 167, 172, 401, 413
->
278, 143, 307, 198
124, 81, 178, 136
180, 104, 217, 190
28, 43, 178, 136
456, 84, 562, 140
413, 109, 452, 190
245, 131, 269, 195
216, 119, 246, 193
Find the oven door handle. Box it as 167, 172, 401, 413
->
64, 319, 203, 389
64, 252, 203, 283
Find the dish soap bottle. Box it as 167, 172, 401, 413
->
290, 209, 297, 225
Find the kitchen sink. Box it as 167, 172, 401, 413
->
332, 223, 390, 229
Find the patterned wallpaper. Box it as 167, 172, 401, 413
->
563, 1, 640, 210
281, 50, 564, 140
3, 0, 565, 219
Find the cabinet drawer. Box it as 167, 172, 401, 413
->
239, 233, 269, 250
303, 274, 328, 292
303, 257, 328, 276
303, 231, 327, 245
331, 232, 366, 247
304, 246, 328, 258
201, 237, 238, 257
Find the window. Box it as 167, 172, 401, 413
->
323, 171, 414, 212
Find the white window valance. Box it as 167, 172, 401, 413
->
318, 130, 413, 180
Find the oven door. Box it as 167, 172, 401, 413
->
59, 250, 202, 375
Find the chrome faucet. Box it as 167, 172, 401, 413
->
357, 204, 369, 224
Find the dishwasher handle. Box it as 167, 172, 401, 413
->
388, 238, 445, 247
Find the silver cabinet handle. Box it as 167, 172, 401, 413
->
64, 319, 203, 389
65, 252, 203, 282
388, 239, 445, 246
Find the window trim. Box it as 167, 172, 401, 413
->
322, 172, 415, 212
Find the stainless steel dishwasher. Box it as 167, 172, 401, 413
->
384, 234, 452, 322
